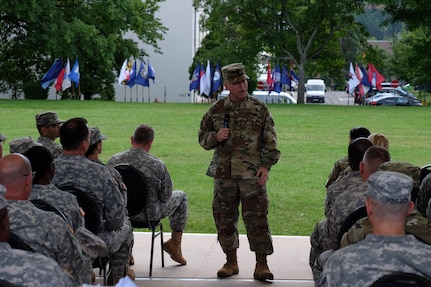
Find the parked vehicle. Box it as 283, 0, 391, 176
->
218, 90, 297, 104
305, 79, 326, 103
365, 92, 422, 106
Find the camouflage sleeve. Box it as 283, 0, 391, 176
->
198, 109, 219, 150
340, 217, 372, 248
417, 174, 431, 217
260, 109, 280, 169
102, 167, 126, 231
158, 163, 173, 202
324, 190, 335, 217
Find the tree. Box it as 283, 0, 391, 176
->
0, 0, 167, 100
193, 0, 368, 104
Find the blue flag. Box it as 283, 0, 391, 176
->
273, 65, 282, 93
135, 61, 149, 87
126, 61, 136, 88
211, 62, 222, 94
281, 65, 291, 88
189, 63, 200, 91
41, 59, 63, 89
68, 58, 80, 87
359, 64, 371, 87
147, 61, 155, 83
290, 69, 299, 82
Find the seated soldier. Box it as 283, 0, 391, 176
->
24, 145, 107, 260
0, 133, 6, 158
35, 111, 64, 158
107, 124, 188, 266
318, 171, 431, 286
51, 118, 134, 284
0, 184, 77, 287
0, 153, 92, 284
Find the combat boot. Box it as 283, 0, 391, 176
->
163, 231, 187, 265
253, 253, 274, 281
217, 249, 239, 278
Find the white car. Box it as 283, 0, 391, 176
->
218, 90, 297, 104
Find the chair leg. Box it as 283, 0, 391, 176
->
160, 223, 164, 267
150, 229, 155, 277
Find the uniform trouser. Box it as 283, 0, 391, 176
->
98, 218, 134, 278
213, 178, 273, 255
160, 190, 188, 232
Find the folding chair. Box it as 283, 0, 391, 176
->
114, 163, 164, 277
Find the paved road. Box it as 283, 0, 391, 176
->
322, 90, 355, 106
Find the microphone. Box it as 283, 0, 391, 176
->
223, 114, 230, 128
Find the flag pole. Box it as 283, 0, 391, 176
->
123, 85, 126, 102
148, 87, 150, 103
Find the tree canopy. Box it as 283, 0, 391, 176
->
193, 0, 368, 103
0, 0, 167, 100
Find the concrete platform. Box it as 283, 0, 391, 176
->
95, 232, 314, 286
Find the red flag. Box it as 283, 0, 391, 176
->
55, 68, 65, 92
355, 64, 370, 96
266, 61, 273, 89
367, 63, 385, 90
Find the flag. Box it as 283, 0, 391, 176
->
68, 58, 80, 87
290, 69, 299, 82
359, 64, 371, 87
54, 68, 65, 92
189, 63, 200, 91
200, 60, 211, 97
118, 59, 128, 85
281, 65, 291, 88
348, 62, 360, 94
355, 63, 370, 97
266, 61, 273, 88
367, 63, 385, 90
41, 59, 63, 89
147, 61, 155, 83
135, 61, 149, 87
126, 60, 136, 88
273, 65, 282, 93
211, 61, 222, 94
62, 58, 71, 91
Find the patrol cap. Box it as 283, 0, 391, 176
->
89, 127, 107, 146
221, 63, 249, 84
9, 136, 42, 154
35, 111, 64, 127
0, 133, 6, 143
367, 170, 412, 204
0, 184, 7, 210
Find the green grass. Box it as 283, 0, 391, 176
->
1, 99, 430, 236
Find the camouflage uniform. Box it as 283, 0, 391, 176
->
30, 183, 84, 231
309, 179, 368, 276
318, 234, 431, 286
52, 154, 133, 279
341, 209, 431, 247
198, 95, 280, 254
92, 158, 128, 203
417, 173, 431, 217
324, 171, 362, 217
107, 148, 188, 231
7, 200, 92, 284
30, 183, 107, 259
0, 242, 77, 287
325, 156, 349, 188
37, 136, 63, 159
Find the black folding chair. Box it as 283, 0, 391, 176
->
114, 163, 164, 277
371, 272, 431, 287
58, 185, 111, 284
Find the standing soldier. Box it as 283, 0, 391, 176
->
198, 63, 281, 281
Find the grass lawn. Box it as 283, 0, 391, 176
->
1, 99, 430, 236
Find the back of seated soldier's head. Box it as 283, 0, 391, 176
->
132, 124, 154, 145
366, 171, 413, 220
59, 117, 89, 151
349, 126, 371, 143
23, 145, 53, 185
360, 146, 391, 181
0, 154, 33, 200
348, 137, 373, 171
